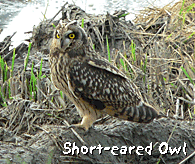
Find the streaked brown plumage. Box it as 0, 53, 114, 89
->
49, 20, 159, 130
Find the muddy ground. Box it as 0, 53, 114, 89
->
0, 1, 195, 164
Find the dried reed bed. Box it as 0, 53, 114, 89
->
132, 0, 195, 119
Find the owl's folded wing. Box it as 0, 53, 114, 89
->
66, 57, 159, 122
67, 57, 142, 109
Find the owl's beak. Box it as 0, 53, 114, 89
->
60, 37, 71, 50
60, 38, 64, 48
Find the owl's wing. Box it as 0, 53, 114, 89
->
87, 57, 128, 80
67, 57, 142, 109
67, 57, 159, 122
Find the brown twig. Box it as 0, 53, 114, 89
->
46, 2, 68, 27
179, 151, 195, 164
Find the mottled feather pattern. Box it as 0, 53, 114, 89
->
49, 20, 159, 130
67, 58, 158, 123
68, 58, 141, 107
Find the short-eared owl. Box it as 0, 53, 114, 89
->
49, 20, 159, 130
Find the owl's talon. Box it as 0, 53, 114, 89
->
68, 123, 87, 131
68, 124, 93, 136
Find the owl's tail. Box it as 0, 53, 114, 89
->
117, 101, 160, 123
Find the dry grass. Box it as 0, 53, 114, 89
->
132, 0, 195, 119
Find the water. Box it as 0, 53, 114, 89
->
0, 0, 178, 47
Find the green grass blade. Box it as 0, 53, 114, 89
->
0, 57, 9, 82
8, 79, 12, 99
131, 40, 136, 62
120, 57, 128, 72
179, 0, 185, 15
120, 58, 125, 69
60, 91, 63, 99
24, 42, 32, 71
144, 55, 148, 73
30, 61, 37, 100
166, 33, 172, 40
4, 63, 8, 82
52, 23, 56, 28
190, 66, 195, 74
170, 83, 177, 89
0, 56, 5, 82
30, 61, 35, 99
11, 48, 16, 77
38, 58, 43, 79
106, 35, 111, 62
181, 66, 195, 85
182, 3, 195, 25
0, 86, 7, 107
0, 56, 4, 72
188, 32, 195, 39
185, 3, 195, 13
81, 18, 84, 28
118, 12, 129, 18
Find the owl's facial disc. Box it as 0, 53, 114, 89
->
53, 21, 88, 52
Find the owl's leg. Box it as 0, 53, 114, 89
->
69, 114, 97, 131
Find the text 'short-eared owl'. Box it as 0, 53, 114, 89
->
49, 20, 159, 130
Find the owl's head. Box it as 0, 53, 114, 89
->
52, 20, 88, 52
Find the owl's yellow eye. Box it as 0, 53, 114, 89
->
69, 33, 75, 39
56, 33, 60, 39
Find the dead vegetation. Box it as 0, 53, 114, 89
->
133, 0, 195, 119
0, 0, 195, 163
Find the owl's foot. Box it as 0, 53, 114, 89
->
68, 123, 88, 130
69, 115, 97, 131
68, 123, 94, 136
